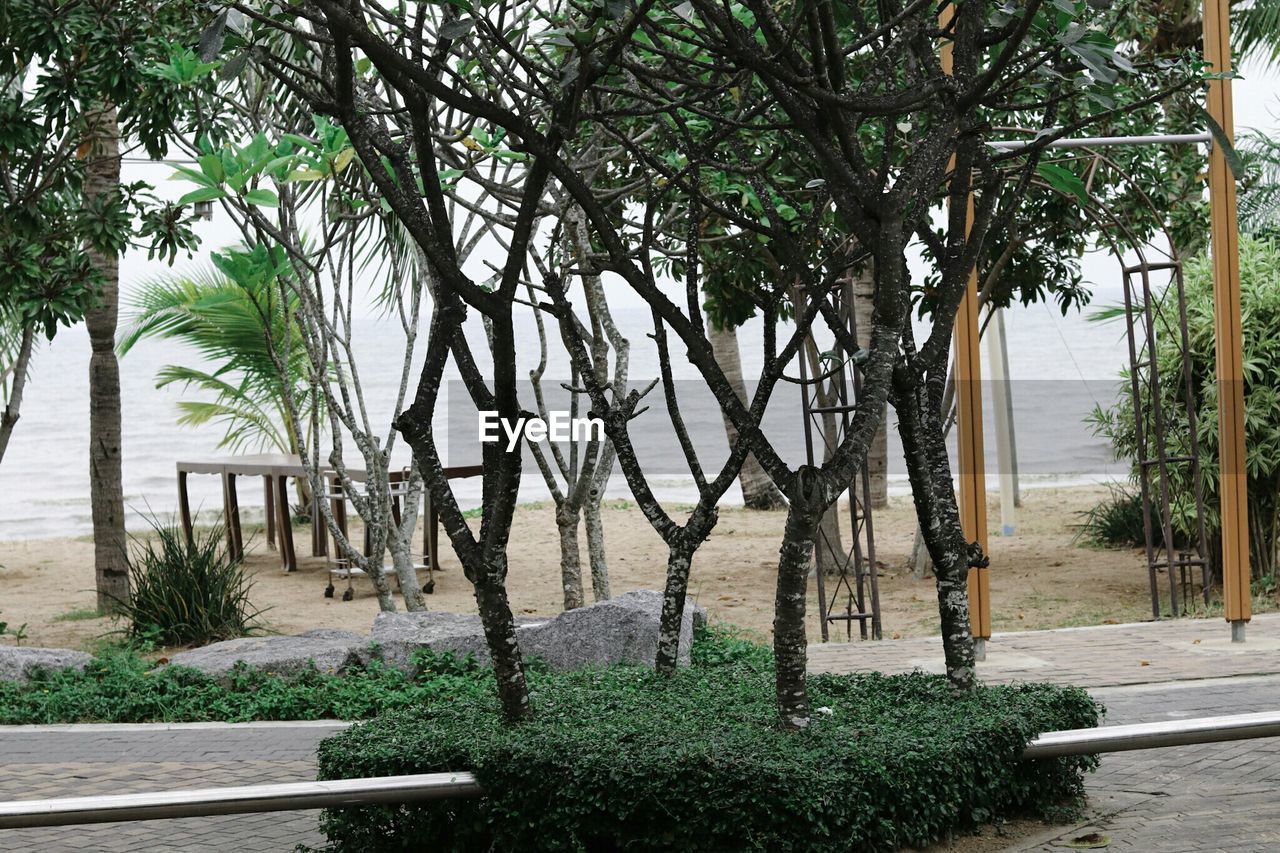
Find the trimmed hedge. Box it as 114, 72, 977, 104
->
315, 630, 1100, 852
0, 648, 493, 724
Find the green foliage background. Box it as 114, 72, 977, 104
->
1092, 238, 1280, 580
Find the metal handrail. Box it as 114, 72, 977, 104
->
3, 710, 1279, 830
1022, 710, 1280, 759
0, 772, 481, 829
988, 132, 1213, 151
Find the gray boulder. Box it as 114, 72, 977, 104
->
369, 589, 696, 673
166, 628, 364, 681
0, 647, 92, 683
368, 611, 494, 673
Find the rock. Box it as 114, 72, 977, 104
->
0, 647, 92, 683
368, 590, 696, 673
165, 629, 364, 681
368, 611, 493, 673
522, 589, 696, 669
691, 601, 709, 630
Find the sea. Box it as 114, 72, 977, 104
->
0, 254, 1136, 542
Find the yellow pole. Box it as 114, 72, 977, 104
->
1202, 0, 1251, 640
939, 12, 992, 655
955, 199, 991, 649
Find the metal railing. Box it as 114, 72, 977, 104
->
1021, 710, 1280, 759
3, 710, 1279, 830
0, 772, 481, 829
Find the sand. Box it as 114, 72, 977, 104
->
0, 484, 1171, 652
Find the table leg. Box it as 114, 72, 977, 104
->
223, 473, 244, 561
178, 470, 193, 546
331, 480, 347, 568
264, 475, 276, 550
274, 474, 297, 572
311, 482, 326, 557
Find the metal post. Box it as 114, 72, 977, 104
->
1203, 0, 1251, 639
987, 132, 1213, 151
987, 309, 1018, 534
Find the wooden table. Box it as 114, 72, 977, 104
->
176, 455, 482, 573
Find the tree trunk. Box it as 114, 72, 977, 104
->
583, 492, 611, 601
557, 507, 585, 610
709, 320, 786, 510
389, 529, 426, 612
894, 380, 977, 690
473, 573, 533, 721
774, 491, 821, 728
852, 267, 889, 509
655, 541, 695, 674
0, 324, 35, 465
84, 105, 129, 614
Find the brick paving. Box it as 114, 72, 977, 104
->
809, 611, 1280, 687
2, 615, 1279, 851
0, 723, 345, 852
1007, 675, 1280, 852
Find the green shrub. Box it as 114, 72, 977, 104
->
0, 647, 495, 724
0, 627, 1101, 852
120, 519, 261, 648
315, 634, 1100, 852
1091, 237, 1280, 578
1076, 484, 1161, 549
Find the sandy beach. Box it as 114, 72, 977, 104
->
0, 484, 1170, 653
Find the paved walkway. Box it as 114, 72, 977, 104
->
810, 612, 1280, 687
0, 722, 342, 852
1009, 675, 1280, 852
1, 614, 1279, 851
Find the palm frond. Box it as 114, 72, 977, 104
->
121, 260, 321, 454
1239, 132, 1280, 238
1236, 0, 1280, 62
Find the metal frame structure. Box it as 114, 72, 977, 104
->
1119, 261, 1212, 617
794, 277, 882, 642
949, 0, 1250, 644
5, 711, 1280, 828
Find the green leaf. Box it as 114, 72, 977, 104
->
178, 187, 228, 206
243, 188, 279, 208
1196, 105, 1246, 181
1037, 163, 1088, 203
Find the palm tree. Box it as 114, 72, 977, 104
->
119, 259, 320, 482
84, 105, 129, 615
1240, 132, 1280, 239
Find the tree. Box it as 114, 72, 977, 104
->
83, 105, 129, 613
119, 265, 321, 459
221, 0, 1197, 728
0, 1, 200, 613
708, 320, 786, 509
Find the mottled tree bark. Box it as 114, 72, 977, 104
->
655, 543, 695, 673
84, 105, 129, 614
852, 268, 889, 509
893, 372, 977, 691
709, 320, 786, 510
556, 507, 585, 610
774, 477, 823, 728
473, 568, 532, 720
583, 492, 611, 602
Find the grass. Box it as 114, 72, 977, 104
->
52, 608, 106, 623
